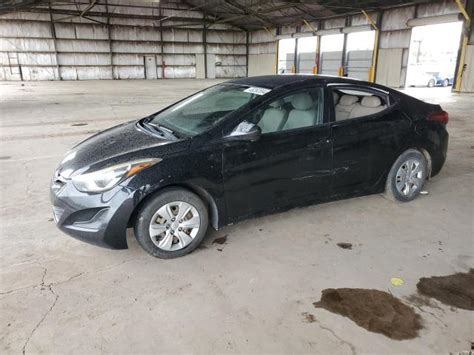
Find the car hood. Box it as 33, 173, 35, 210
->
57, 120, 187, 176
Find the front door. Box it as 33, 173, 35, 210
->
222, 86, 333, 222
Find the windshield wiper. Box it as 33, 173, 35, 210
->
143, 120, 179, 140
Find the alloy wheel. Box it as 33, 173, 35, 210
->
395, 159, 424, 197
148, 201, 201, 251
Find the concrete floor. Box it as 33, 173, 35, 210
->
0, 80, 472, 354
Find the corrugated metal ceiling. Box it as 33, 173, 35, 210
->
184, 0, 440, 29
1, 0, 443, 29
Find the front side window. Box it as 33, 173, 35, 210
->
332, 88, 389, 121
150, 84, 267, 136
248, 87, 324, 134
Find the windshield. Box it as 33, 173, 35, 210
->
149, 84, 269, 137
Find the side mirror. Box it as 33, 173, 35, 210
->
226, 121, 261, 142
224, 121, 262, 142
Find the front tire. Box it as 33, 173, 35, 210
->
427, 79, 435, 88
442, 79, 449, 87
134, 188, 209, 259
385, 149, 428, 202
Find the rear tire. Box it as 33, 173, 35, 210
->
385, 149, 428, 202
134, 188, 209, 259
427, 79, 435, 88
442, 79, 449, 87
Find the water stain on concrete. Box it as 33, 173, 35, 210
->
0, 156, 11, 160
212, 235, 227, 245
417, 269, 474, 310
337, 242, 352, 250
313, 288, 422, 340
71, 123, 88, 126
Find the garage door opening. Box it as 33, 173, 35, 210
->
278, 38, 296, 74
319, 34, 344, 75
345, 31, 375, 80
406, 21, 463, 88
296, 36, 318, 74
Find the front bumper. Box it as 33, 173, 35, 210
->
50, 178, 137, 249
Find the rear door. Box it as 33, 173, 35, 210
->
329, 85, 408, 194
223, 86, 333, 221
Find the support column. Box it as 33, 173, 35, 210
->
159, 2, 165, 79
105, 0, 114, 79
362, 9, 381, 82
203, 21, 208, 79
48, 3, 61, 80
453, 0, 472, 92
245, 30, 249, 77
340, 16, 349, 76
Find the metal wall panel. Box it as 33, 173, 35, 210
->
248, 53, 275, 76
0, 2, 246, 80
0, 38, 54, 52
0, 21, 50, 38
381, 6, 415, 31
21, 66, 58, 80
376, 48, 403, 87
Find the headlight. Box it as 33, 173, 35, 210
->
72, 158, 161, 193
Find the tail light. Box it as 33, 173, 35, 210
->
427, 110, 449, 124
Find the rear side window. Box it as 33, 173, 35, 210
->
248, 87, 324, 134
332, 87, 391, 121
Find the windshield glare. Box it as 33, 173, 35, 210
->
150, 84, 266, 136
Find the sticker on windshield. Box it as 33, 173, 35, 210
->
243, 86, 271, 96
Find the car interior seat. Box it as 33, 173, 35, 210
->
335, 94, 358, 121
349, 96, 386, 119
283, 93, 317, 130
258, 99, 288, 133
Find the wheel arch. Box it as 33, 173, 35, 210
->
418, 147, 433, 178
394, 147, 432, 176
381, 146, 432, 189
127, 183, 220, 231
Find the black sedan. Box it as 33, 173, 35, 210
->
50, 75, 449, 259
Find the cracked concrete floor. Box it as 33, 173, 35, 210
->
0, 80, 473, 354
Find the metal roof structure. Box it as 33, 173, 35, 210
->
185, 0, 437, 29
0, 0, 443, 29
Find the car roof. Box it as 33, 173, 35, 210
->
227, 74, 379, 90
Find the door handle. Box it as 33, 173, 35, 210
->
307, 138, 331, 149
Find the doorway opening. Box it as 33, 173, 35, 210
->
345, 31, 375, 80
296, 36, 318, 74
277, 38, 296, 74
319, 34, 344, 76
406, 22, 463, 88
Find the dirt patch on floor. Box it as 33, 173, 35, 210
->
337, 242, 352, 250
417, 269, 474, 311
212, 235, 227, 245
313, 288, 422, 340
301, 312, 316, 323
